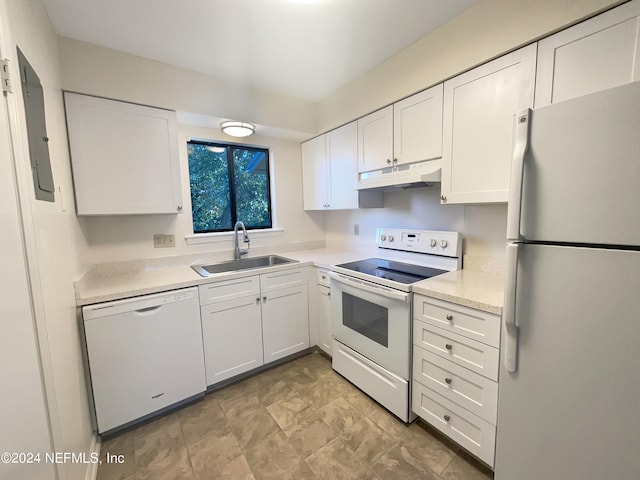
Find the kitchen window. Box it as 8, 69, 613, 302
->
187, 140, 272, 233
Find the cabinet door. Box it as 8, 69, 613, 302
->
357, 105, 393, 172
64, 93, 182, 215
535, 0, 640, 107
301, 134, 328, 210
393, 84, 443, 166
441, 44, 536, 204
317, 284, 332, 355
262, 285, 310, 363
326, 121, 358, 209
201, 295, 264, 386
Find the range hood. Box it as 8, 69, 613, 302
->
356, 159, 441, 191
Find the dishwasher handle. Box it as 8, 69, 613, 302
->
82, 287, 198, 320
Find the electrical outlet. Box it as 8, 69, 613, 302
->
153, 234, 175, 248
353, 224, 360, 236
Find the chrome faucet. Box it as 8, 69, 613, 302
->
233, 221, 250, 260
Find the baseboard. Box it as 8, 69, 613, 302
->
84, 433, 101, 480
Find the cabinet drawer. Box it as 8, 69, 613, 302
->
414, 295, 501, 347
260, 268, 306, 293
413, 320, 499, 381
199, 276, 260, 306
413, 345, 498, 424
317, 268, 330, 287
412, 381, 496, 467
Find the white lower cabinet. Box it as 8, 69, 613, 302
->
201, 295, 264, 386
199, 268, 310, 387
316, 269, 332, 355
412, 294, 501, 467
262, 284, 309, 362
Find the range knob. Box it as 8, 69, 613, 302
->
380, 235, 387, 241
441, 240, 448, 248
388, 235, 394, 242
430, 239, 436, 247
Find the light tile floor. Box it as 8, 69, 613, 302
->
97, 351, 494, 480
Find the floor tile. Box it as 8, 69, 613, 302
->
317, 396, 362, 434
305, 437, 371, 480
400, 421, 459, 475
341, 417, 397, 463
439, 451, 493, 480
188, 429, 244, 479
282, 407, 336, 458
244, 429, 306, 480
371, 444, 439, 480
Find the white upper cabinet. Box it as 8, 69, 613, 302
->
393, 84, 443, 166
441, 44, 536, 204
302, 121, 382, 210
301, 134, 328, 210
357, 105, 393, 172
535, 0, 640, 107
64, 92, 182, 215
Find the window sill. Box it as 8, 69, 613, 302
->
185, 228, 284, 245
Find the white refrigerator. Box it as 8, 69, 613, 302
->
496, 81, 640, 479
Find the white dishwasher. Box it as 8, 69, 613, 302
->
83, 287, 206, 434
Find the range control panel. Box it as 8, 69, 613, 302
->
376, 228, 462, 258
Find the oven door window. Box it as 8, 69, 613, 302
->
342, 292, 388, 347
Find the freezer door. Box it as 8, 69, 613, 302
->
495, 244, 640, 480
517, 81, 640, 246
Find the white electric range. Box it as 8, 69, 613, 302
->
330, 228, 462, 422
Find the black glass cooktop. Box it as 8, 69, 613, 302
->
336, 258, 447, 285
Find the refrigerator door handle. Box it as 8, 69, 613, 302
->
504, 242, 520, 373
506, 109, 531, 242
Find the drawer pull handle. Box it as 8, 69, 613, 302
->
445, 344, 453, 351
446, 314, 453, 321
444, 414, 451, 422
445, 377, 452, 385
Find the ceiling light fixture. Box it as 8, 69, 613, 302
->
220, 121, 255, 137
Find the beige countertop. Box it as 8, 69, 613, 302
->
75, 248, 504, 313
74, 248, 371, 306
413, 269, 505, 315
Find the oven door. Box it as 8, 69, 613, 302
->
330, 271, 411, 379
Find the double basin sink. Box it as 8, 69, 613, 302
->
191, 255, 298, 277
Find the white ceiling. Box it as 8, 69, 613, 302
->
43, 0, 480, 102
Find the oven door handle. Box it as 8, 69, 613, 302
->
329, 272, 410, 303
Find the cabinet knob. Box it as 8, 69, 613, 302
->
440, 195, 447, 202
263, 296, 267, 303
444, 414, 451, 422
393, 158, 398, 164
328, 292, 331, 297
446, 314, 453, 321
430, 239, 436, 247
445, 377, 452, 385
441, 240, 448, 248
256, 297, 260, 304
177, 205, 183, 211
386, 158, 392, 164
445, 344, 453, 351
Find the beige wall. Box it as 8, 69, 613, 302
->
317, 0, 623, 132
6, 0, 94, 478
58, 37, 317, 137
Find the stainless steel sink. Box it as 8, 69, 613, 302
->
191, 255, 298, 277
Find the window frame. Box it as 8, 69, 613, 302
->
187, 138, 273, 234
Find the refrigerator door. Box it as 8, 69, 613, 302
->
516, 81, 640, 246
495, 244, 640, 480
